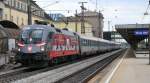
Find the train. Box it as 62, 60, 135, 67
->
15, 24, 121, 67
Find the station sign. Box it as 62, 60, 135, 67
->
134, 30, 148, 36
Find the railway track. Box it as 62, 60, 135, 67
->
0, 60, 78, 83
58, 49, 126, 83
0, 50, 109, 83
0, 67, 30, 83
12, 49, 124, 83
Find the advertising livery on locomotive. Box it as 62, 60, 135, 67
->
15, 24, 120, 66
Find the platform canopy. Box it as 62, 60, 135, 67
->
115, 24, 149, 48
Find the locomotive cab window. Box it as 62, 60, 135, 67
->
20, 29, 43, 44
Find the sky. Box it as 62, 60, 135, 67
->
35, 0, 150, 31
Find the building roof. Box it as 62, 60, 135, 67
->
77, 11, 104, 19
55, 11, 104, 22
56, 16, 81, 22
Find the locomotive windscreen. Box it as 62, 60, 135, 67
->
20, 29, 43, 44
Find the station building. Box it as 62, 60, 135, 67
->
52, 17, 93, 36
78, 11, 104, 38
0, 0, 52, 27
0, 0, 104, 38
52, 11, 104, 37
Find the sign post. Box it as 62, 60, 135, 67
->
148, 0, 150, 65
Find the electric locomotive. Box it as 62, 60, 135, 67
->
15, 25, 80, 66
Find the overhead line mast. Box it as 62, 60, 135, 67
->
79, 2, 87, 34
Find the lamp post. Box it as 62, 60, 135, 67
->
144, 0, 150, 64
148, 0, 150, 65
148, 24, 150, 64
27, 0, 32, 25
75, 10, 78, 32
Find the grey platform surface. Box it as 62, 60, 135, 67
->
110, 52, 150, 83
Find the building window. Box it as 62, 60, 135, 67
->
17, 17, 19, 25
37, 11, 39, 16
8, 0, 11, 6
4, 0, 9, 5
17, 2, 20, 9
5, 14, 7, 20
20, 2, 23, 10
19, 2, 22, 10
41, 12, 44, 17
22, 3, 26, 11
15, 1, 18, 8
13, 0, 16, 7
40, 11, 42, 17
31, 6, 36, 14
11, 0, 14, 7
39, 11, 41, 16
11, 16, 13, 21
25, 4, 27, 12
21, 18, 24, 26
22, 3, 25, 11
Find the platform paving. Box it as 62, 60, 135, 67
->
103, 49, 150, 83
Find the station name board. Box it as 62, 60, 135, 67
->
134, 30, 148, 36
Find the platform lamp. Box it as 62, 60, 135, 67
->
148, 0, 150, 65
149, 24, 150, 65
144, 0, 150, 64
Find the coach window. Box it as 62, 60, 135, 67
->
48, 32, 54, 42
84, 40, 85, 46
86, 40, 88, 46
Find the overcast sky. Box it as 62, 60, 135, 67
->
35, 0, 150, 31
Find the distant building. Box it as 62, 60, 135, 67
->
52, 11, 104, 38
78, 11, 104, 38
0, 0, 52, 27
52, 16, 93, 36
49, 13, 65, 21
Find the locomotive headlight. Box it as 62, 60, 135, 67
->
40, 46, 45, 51
18, 48, 20, 51
36, 42, 46, 51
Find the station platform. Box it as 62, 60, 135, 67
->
90, 48, 150, 83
